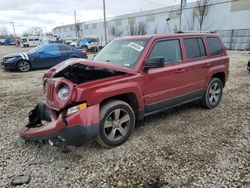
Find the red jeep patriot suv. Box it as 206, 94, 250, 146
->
19, 33, 229, 148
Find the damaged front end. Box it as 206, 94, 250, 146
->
19, 102, 99, 146
19, 59, 135, 146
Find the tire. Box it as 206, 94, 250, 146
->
17, 60, 31, 72
201, 78, 223, 109
97, 100, 135, 148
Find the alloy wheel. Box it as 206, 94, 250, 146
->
208, 82, 221, 106
18, 61, 30, 72
104, 109, 130, 142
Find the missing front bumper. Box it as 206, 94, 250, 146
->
19, 103, 99, 146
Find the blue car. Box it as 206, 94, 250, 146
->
0, 38, 15, 45
1, 43, 87, 72
79, 38, 99, 52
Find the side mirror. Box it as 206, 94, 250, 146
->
144, 57, 165, 70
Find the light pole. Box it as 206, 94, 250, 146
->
74, 10, 78, 39
166, 18, 171, 33
163, 18, 171, 33
9, 21, 16, 36
103, 0, 108, 45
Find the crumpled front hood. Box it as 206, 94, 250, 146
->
45, 58, 137, 78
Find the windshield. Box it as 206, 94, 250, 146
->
93, 39, 147, 69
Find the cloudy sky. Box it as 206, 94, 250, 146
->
0, 0, 192, 35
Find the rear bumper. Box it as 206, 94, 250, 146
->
19, 103, 99, 146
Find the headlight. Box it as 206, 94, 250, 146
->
6, 57, 16, 62
58, 85, 70, 101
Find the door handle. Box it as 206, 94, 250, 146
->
175, 68, 186, 73
203, 63, 210, 68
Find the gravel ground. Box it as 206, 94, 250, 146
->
0, 46, 249, 188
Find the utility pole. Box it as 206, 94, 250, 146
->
74, 10, 78, 39
179, 0, 187, 31
103, 0, 108, 45
179, 0, 183, 31
9, 21, 16, 36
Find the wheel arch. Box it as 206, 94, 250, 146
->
100, 93, 140, 120
211, 72, 225, 87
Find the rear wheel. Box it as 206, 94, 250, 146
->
97, 100, 135, 148
17, 60, 31, 72
201, 78, 223, 109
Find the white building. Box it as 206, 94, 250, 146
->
53, 0, 250, 49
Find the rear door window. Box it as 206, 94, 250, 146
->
207, 37, 224, 55
184, 38, 206, 60
148, 39, 182, 64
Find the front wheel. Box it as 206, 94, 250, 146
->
17, 60, 31, 72
201, 78, 223, 109
97, 100, 135, 148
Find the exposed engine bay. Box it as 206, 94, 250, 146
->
53, 63, 126, 84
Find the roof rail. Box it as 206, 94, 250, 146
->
175, 31, 216, 34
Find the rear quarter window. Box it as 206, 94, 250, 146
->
207, 37, 224, 56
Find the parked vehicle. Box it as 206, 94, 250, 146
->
79, 37, 99, 52
69, 40, 78, 48
62, 37, 78, 46
1, 43, 87, 72
247, 59, 250, 72
19, 33, 229, 147
0, 38, 15, 45
21, 36, 41, 47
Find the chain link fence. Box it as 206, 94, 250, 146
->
216, 29, 250, 50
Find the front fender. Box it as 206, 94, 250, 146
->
86, 81, 144, 109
